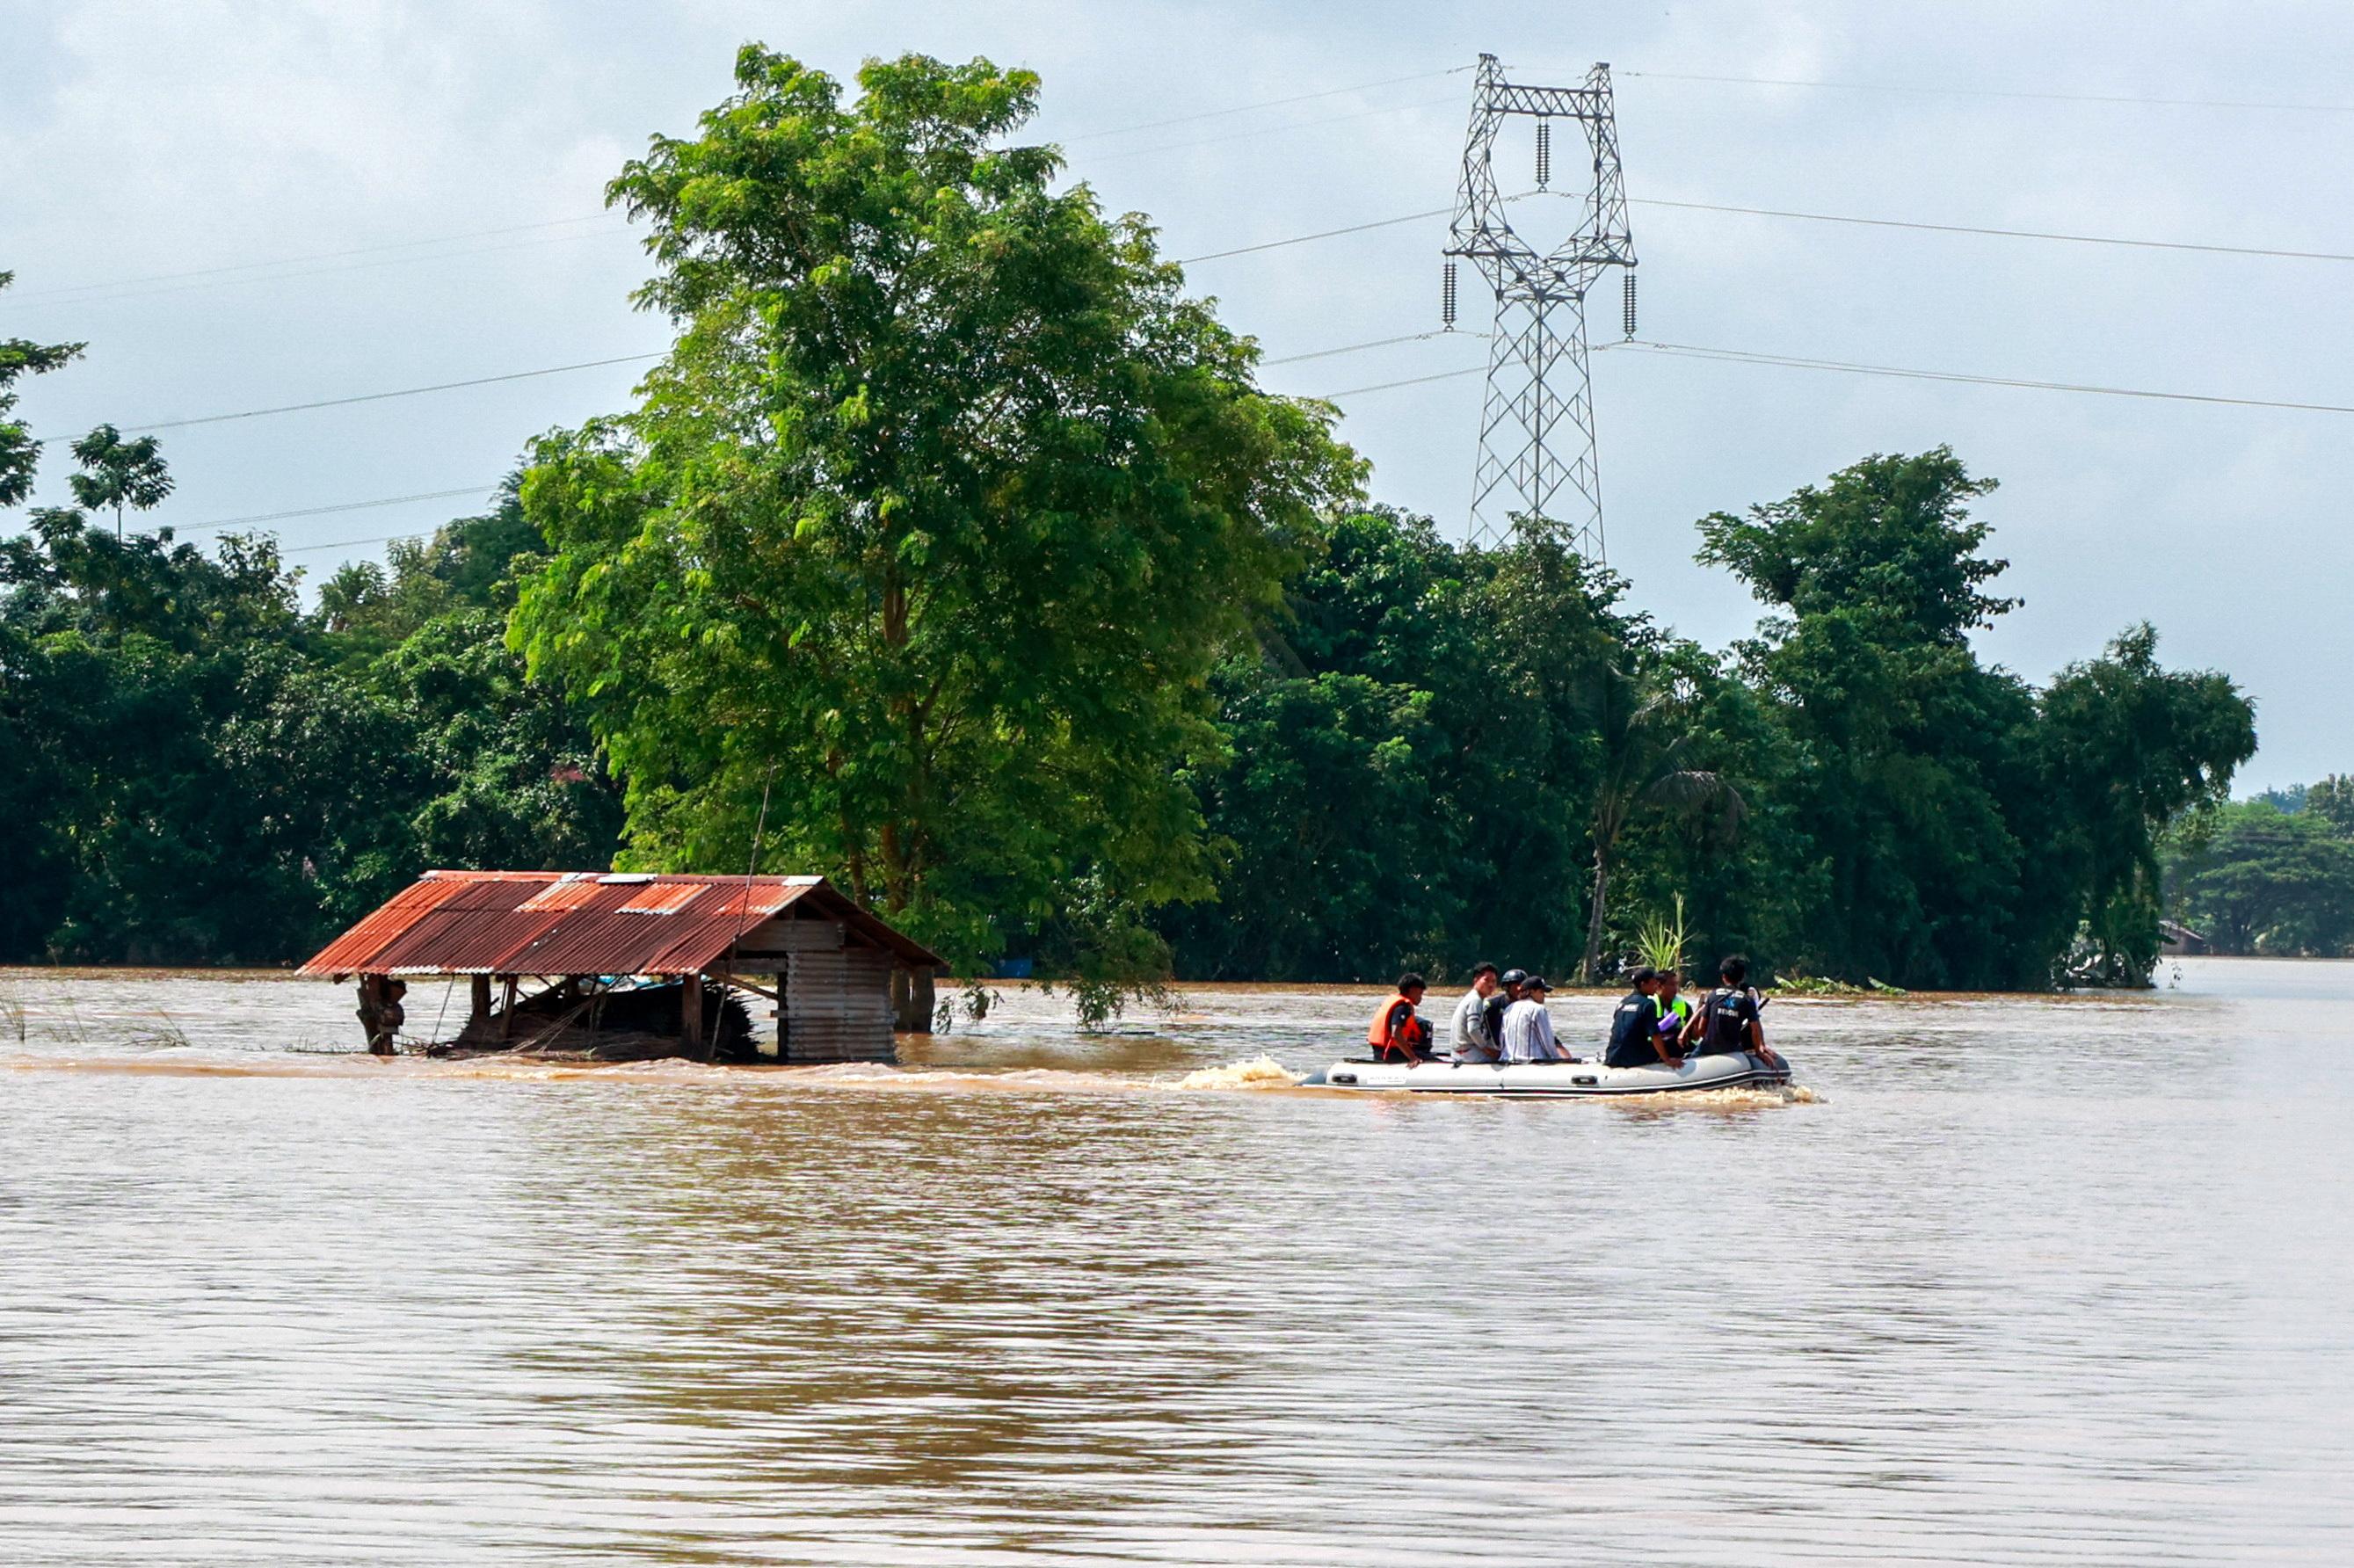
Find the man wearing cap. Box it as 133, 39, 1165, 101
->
1499, 975, 1566, 1062
1604, 966, 1676, 1069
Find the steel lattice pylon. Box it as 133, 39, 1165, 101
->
1444, 54, 1636, 556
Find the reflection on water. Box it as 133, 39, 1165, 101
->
0, 960, 2348, 1564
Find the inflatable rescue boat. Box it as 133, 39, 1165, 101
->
1301, 1050, 1790, 1097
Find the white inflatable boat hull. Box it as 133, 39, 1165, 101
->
1302, 1051, 1789, 1097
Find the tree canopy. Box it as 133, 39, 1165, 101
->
2168, 802, 2354, 955
511, 47, 1362, 1010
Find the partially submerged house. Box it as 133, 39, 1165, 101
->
2158, 919, 2211, 958
301, 871, 941, 1063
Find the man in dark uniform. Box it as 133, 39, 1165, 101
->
1604, 966, 1674, 1068
1689, 956, 1783, 1067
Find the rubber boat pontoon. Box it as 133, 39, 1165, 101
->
1302, 1050, 1790, 1097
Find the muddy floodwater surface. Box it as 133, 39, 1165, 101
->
1, 959, 2347, 1564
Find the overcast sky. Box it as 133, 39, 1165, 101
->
4, 1, 2349, 786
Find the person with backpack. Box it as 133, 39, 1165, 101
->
1686, 956, 1784, 1068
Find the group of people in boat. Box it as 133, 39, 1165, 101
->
1366, 957, 1784, 1070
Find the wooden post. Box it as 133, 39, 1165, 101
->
499, 976, 518, 1042
355, 976, 384, 1052
892, 964, 935, 1034
681, 970, 704, 1055
468, 974, 492, 1037
357, 975, 404, 1056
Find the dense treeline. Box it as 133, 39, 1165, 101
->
0, 460, 621, 962
1163, 456, 2255, 990
0, 49, 2268, 998
2163, 781, 2354, 955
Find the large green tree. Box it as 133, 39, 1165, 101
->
1697, 448, 2253, 988
512, 47, 1362, 1014
1700, 448, 2045, 985
2169, 801, 2354, 955
2033, 623, 2255, 981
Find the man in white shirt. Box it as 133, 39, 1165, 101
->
1499, 976, 1566, 1062
1449, 962, 1502, 1062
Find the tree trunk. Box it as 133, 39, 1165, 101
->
1580, 846, 1611, 985
891, 965, 935, 1034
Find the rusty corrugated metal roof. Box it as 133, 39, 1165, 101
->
301, 871, 942, 976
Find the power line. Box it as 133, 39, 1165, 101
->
1633, 197, 2354, 265
1619, 68, 2354, 116
1179, 206, 1449, 265
1181, 190, 1536, 265
4, 74, 1478, 313
13, 227, 639, 311
1059, 65, 1470, 141
283, 530, 436, 557
133, 327, 1472, 437
1310, 339, 1621, 400
1315, 365, 1487, 398
148, 340, 2354, 563
7, 214, 617, 303
1088, 90, 1468, 165
1620, 339, 2354, 417
104, 201, 1504, 437
1262, 330, 1464, 366
126, 354, 662, 432
177, 485, 501, 536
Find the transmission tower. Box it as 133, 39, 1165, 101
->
1442, 54, 1637, 557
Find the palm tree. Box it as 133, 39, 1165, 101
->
1580, 673, 1744, 984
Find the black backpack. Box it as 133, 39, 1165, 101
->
1697, 987, 1749, 1051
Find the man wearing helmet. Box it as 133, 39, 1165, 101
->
1483, 968, 1528, 1054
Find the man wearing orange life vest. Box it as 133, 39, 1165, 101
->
1367, 972, 1434, 1064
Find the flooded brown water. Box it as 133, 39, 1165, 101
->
1, 960, 2347, 1564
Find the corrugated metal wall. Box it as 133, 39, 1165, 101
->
782, 947, 897, 1063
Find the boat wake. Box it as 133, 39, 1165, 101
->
1604, 1083, 1821, 1112
1173, 1055, 1306, 1090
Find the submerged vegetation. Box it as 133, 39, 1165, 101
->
0, 49, 2279, 995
